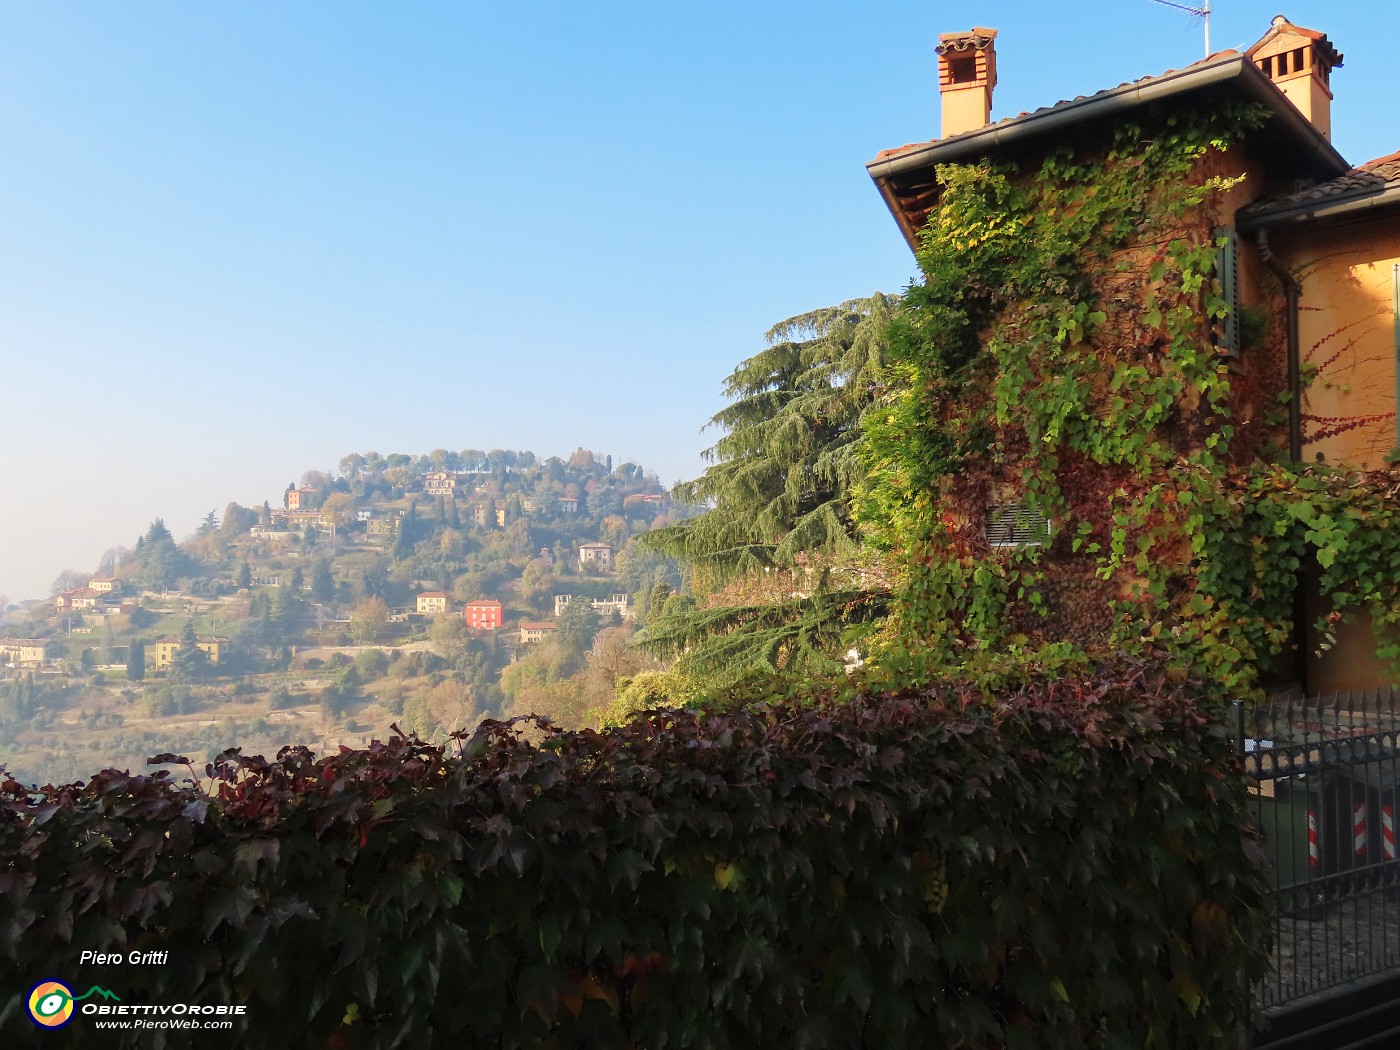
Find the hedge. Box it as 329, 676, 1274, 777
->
1, 664, 1268, 1047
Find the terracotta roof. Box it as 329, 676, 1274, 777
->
1239, 150, 1400, 227
465, 599, 502, 608
873, 51, 1242, 164
868, 50, 1348, 252
519, 621, 556, 631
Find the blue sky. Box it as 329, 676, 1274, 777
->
1, 1, 1396, 603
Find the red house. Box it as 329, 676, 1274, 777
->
463, 599, 503, 631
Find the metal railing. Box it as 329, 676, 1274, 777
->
1239, 688, 1400, 1009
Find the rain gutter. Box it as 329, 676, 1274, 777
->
1237, 185, 1400, 232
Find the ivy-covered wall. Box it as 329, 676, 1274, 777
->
860, 105, 1400, 695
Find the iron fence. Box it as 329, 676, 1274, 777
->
1239, 688, 1400, 1009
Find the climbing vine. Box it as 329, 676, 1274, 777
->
860, 104, 1400, 694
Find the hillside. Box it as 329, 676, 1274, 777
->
0, 447, 687, 785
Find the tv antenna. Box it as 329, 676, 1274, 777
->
1151, 0, 1212, 58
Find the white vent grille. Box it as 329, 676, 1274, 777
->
986, 503, 1051, 547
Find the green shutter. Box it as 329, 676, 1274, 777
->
1217, 227, 1240, 356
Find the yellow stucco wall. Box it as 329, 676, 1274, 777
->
1303, 594, 1400, 696
1268, 220, 1400, 691
1284, 223, 1400, 469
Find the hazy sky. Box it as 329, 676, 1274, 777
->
2, 2, 1396, 603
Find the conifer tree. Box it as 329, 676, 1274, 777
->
641, 295, 898, 685
311, 561, 335, 605
127, 641, 145, 682
172, 622, 209, 681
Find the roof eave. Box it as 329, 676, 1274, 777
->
1238, 185, 1400, 231
868, 54, 1349, 252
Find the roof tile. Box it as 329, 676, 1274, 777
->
875, 51, 1244, 161
1241, 150, 1400, 218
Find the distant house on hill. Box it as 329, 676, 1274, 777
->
286, 486, 318, 510
463, 599, 503, 631
557, 497, 579, 515
468, 502, 508, 527
366, 514, 402, 539
151, 636, 228, 670
416, 591, 451, 616
55, 588, 99, 613
87, 577, 121, 594
555, 593, 633, 620
592, 593, 633, 620
577, 543, 613, 572
425, 471, 470, 496
0, 639, 53, 668
276, 509, 328, 528
518, 621, 557, 644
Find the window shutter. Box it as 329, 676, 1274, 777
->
1217, 227, 1241, 357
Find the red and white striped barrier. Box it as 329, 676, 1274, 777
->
1309, 809, 1320, 868
1354, 802, 1369, 857
1383, 804, 1396, 862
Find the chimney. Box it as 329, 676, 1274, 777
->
936, 27, 998, 138
1246, 15, 1342, 140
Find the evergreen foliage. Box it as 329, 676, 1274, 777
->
642, 296, 897, 684
126, 640, 145, 683
172, 622, 210, 681
128, 518, 199, 591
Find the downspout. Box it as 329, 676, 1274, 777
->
1255, 229, 1303, 461
1394, 264, 1399, 455
1255, 228, 1308, 693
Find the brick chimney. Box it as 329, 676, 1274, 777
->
936, 27, 998, 138
1246, 15, 1342, 140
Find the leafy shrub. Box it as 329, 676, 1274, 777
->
267, 686, 299, 711
355, 649, 389, 679
0, 663, 1266, 1048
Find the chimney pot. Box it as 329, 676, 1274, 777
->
1247, 16, 1342, 140
936, 27, 998, 139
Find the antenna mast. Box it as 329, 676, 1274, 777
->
1151, 0, 1212, 58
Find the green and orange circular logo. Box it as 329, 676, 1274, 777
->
28, 980, 76, 1028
